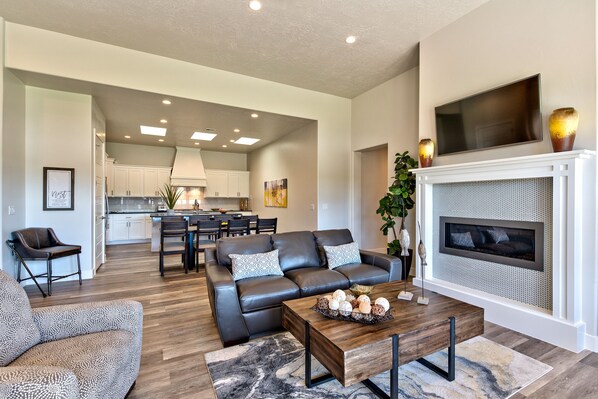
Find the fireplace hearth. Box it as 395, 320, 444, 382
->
439, 217, 544, 271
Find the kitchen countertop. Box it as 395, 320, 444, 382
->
111, 209, 252, 215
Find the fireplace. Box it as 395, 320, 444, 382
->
439, 217, 544, 271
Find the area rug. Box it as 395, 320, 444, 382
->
205, 332, 552, 399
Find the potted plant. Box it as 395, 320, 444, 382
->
159, 184, 183, 214
376, 151, 418, 276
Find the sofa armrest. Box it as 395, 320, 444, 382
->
359, 249, 403, 281
0, 366, 80, 398
205, 258, 250, 347
32, 300, 143, 344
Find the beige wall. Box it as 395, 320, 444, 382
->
359, 146, 387, 251
420, 0, 597, 165
351, 67, 419, 246
105, 142, 247, 170
25, 87, 94, 280
2, 71, 26, 278
247, 122, 317, 233
5, 23, 351, 230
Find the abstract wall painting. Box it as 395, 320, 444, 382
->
264, 178, 287, 208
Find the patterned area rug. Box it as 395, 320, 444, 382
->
205, 332, 552, 399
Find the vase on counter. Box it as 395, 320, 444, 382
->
548, 107, 578, 152
166, 209, 175, 215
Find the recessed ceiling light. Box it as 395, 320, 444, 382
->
251, 113, 259, 118
222, 144, 228, 148
160, 119, 167, 124
191, 132, 217, 141
124, 135, 131, 139
345, 35, 356, 44
230, 139, 235, 143
249, 1, 262, 11
140, 125, 167, 136
162, 99, 171, 105
235, 137, 261, 145
234, 128, 240, 133
158, 139, 165, 142
194, 142, 200, 145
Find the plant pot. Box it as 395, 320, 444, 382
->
166, 209, 175, 215
387, 248, 413, 279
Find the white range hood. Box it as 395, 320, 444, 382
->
170, 146, 207, 187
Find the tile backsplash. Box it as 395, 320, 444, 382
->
108, 188, 249, 212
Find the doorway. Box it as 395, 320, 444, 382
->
359, 146, 388, 252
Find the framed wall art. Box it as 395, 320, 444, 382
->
264, 178, 287, 208
43, 167, 75, 210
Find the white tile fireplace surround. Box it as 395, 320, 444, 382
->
412, 150, 596, 352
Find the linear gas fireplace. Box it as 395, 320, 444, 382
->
439, 217, 544, 271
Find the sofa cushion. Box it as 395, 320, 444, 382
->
313, 229, 355, 266
271, 231, 321, 272
216, 234, 273, 267
284, 268, 349, 297
334, 263, 390, 285
324, 242, 362, 269
10, 330, 136, 398
0, 270, 41, 367
236, 276, 300, 312
230, 249, 283, 281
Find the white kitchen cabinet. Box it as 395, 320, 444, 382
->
107, 214, 147, 243
145, 216, 153, 239
228, 171, 250, 198
206, 169, 250, 198
143, 167, 171, 197
112, 166, 144, 197
205, 170, 229, 197
105, 157, 115, 196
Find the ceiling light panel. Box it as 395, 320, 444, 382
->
234, 137, 261, 145
191, 131, 217, 141
140, 125, 167, 136
249, 1, 262, 11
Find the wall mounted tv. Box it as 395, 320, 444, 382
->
435, 75, 542, 156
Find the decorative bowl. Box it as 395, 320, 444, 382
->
210, 208, 220, 212
219, 209, 228, 214
311, 305, 393, 325
349, 284, 373, 296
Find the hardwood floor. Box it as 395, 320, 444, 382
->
25, 243, 598, 398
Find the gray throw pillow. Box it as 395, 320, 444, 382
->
230, 249, 283, 281
486, 228, 509, 243
450, 232, 475, 248
324, 242, 361, 269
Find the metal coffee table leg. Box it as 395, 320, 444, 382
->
304, 321, 335, 388
416, 316, 456, 381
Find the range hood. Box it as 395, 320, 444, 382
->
170, 146, 207, 187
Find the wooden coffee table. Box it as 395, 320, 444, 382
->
282, 281, 484, 399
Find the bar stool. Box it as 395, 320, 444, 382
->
256, 217, 278, 234
160, 220, 188, 276
194, 220, 222, 271
226, 218, 250, 237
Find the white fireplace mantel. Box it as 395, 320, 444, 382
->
412, 150, 596, 352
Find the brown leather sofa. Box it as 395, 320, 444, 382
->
205, 229, 402, 347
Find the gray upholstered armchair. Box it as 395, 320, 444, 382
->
0, 270, 143, 398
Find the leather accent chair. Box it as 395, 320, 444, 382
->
10, 228, 82, 296
0, 269, 143, 398
205, 229, 402, 347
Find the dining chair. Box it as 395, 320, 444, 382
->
194, 220, 222, 271
243, 215, 258, 233
160, 220, 188, 276
256, 217, 278, 234
226, 218, 250, 237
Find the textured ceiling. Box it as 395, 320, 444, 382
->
0, 0, 489, 98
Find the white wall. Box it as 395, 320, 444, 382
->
25, 87, 94, 279
5, 23, 351, 230
419, 0, 598, 349
247, 122, 318, 233
2, 69, 26, 278
420, 0, 597, 163
351, 67, 419, 246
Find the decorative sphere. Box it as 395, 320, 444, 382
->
371, 304, 386, 316
333, 289, 346, 302
359, 301, 372, 314
329, 298, 340, 310
357, 295, 371, 303
338, 300, 353, 315
374, 297, 390, 312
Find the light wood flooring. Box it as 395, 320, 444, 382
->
25, 243, 598, 399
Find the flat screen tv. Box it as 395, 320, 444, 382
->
435, 75, 542, 156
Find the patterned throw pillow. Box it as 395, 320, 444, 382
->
230, 249, 283, 281
323, 242, 362, 269
486, 228, 509, 243
450, 232, 475, 248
